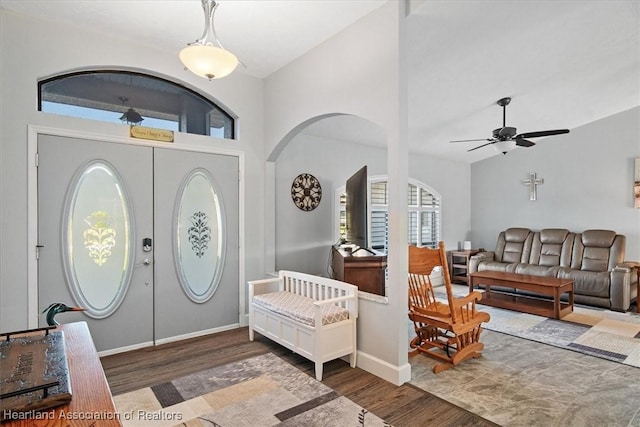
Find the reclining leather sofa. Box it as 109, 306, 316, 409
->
468, 228, 638, 312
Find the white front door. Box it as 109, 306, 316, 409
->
38, 135, 154, 351
37, 134, 240, 352
153, 148, 239, 341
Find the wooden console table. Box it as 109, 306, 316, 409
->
331, 246, 387, 296
469, 270, 574, 319
3, 322, 121, 426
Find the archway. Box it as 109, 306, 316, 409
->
268, 113, 387, 276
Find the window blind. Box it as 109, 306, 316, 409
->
338, 179, 441, 253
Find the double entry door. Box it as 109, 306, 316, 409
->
37, 134, 239, 352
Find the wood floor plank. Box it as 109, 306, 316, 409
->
101, 327, 496, 426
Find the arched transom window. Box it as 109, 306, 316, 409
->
39, 71, 235, 139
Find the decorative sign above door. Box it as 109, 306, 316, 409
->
130, 126, 174, 143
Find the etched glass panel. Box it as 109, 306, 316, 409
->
63, 161, 133, 318
175, 169, 225, 303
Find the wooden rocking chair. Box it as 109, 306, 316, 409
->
408, 241, 490, 373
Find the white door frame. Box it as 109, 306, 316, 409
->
27, 124, 246, 331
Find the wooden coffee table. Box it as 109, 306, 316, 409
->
469, 271, 574, 319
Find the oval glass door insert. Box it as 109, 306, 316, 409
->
175, 168, 225, 303
62, 160, 134, 318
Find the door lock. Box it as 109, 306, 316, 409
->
143, 238, 152, 252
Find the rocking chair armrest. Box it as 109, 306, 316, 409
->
410, 305, 450, 319
451, 291, 483, 308
451, 312, 490, 333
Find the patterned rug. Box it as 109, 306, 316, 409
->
113, 353, 390, 427
445, 285, 640, 368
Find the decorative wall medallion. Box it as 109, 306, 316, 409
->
291, 173, 322, 211
188, 211, 211, 258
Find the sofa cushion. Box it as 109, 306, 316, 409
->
571, 230, 623, 272
529, 229, 571, 267
558, 268, 610, 298
540, 229, 570, 244
496, 228, 532, 264
514, 263, 559, 277
252, 291, 349, 327
582, 247, 611, 272
478, 261, 517, 273
582, 229, 616, 247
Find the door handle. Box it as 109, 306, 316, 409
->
135, 258, 152, 267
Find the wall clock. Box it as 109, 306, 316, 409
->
291, 173, 322, 211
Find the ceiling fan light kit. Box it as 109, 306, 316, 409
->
180, 0, 238, 80
493, 140, 516, 154
450, 96, 570, 155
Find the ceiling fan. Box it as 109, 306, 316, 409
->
450, 97, 570, 154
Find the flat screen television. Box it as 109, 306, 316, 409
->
345, 165, 372, 254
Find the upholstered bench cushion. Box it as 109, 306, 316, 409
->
252, 291, 349, 327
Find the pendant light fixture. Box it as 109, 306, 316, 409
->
179, 0, 238, 80
118, 96, 143, 125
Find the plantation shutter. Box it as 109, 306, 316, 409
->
420, 188, 440, 248
339, 192, 347, 241
338, 179, 440, 253
370, 182, 388, 251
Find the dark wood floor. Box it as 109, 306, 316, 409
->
101, 327, 496, 427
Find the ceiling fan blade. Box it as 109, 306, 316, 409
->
467, 141, 495, 152
515, 138, 535, 148
516, 129, 570, 139
450, 138, 493, 143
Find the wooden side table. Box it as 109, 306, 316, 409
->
625, 261, 640, 314
448, 250, 480, 285
3, 322, 120, 426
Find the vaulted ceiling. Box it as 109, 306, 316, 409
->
2, 0, 638, 163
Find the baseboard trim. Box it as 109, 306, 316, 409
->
98, 340, 154, 357
155, 323, 240, 346
98, 324, 241, 356
355, 350, 412, 386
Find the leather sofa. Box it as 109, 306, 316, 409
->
468, 228, 638, 312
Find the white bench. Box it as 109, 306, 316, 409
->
248, 270, 358, 380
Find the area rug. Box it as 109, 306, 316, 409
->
113, 353, 390, 427
441, 284, 640, 368
409, 330, 640, 427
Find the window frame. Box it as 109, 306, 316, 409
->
334, 175, 442, 253
38, 69, 236, 139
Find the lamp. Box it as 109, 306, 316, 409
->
118, 97, 143, 125
493, 140, 516, 155
179, 0, 238, 80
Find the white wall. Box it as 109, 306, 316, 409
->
264, 2, 411, 384
471, 107, 640, 260
275, 134, 387, 277
0, 10, 265, 332
263, 3, 401, 159
275, 132, 471, 276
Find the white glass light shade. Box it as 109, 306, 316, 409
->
493, 140, 516, 154
180, 44, 238, 80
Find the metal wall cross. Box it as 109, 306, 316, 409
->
523, 172, 544, 201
